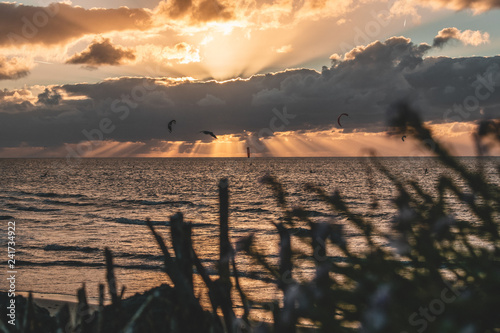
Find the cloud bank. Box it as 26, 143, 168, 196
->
0, 0, 361, 49
1, 35, 499, 152
0, 3, 152, 47
154, 0, 359, 29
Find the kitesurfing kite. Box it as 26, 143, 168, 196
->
402, 135, 406, 142
167, 120, 176, 133
337, 113, 349, 127
200, 130, 217, 139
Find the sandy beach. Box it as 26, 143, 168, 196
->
18, 291, 100, 316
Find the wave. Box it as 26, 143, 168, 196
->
237, 208, 270, 213
42, 199, 94, 207
4, 190, 85, 199
118, 198, 205, 207
4, 190, 208, 210
343, 200, 364, 206
35, 192, 86, 199
31, 243, 167, 262
42, 245, 168, 262
302, 210, 332, 217
18, 260, 162, 271
115, 253, 165, 261
113, 217, 214, 229
44, 244, 101, 253
366, 212, 390, 219
114, 218, 166, 226
0, 195, 28, 202
5, 203, 61, 212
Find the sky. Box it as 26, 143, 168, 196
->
0, 0, 499, 157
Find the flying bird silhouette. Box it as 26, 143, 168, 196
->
402, 135, 406, 142
167, 120, 176, 133
337, 113, 349, 127
200, 130, 217, 139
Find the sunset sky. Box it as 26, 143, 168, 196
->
1, 0, 499, 157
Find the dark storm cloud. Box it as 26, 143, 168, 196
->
66, 38, 136, 67
0, 3, 152, 47
1, 36, 499, 148
37, 88, 62, 106
0, 56, 30, 80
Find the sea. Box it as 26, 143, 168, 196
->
0, 157, 498, 312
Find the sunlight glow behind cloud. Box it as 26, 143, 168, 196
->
1, 0, 500, 157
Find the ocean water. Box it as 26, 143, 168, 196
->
0, 157, 498, 309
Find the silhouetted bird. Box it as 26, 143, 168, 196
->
200, 131, 217, 139
167, 120, 176, 133
424, 168, 428, 175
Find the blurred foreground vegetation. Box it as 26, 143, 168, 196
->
1, 104, 499, 333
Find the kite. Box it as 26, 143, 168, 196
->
337, 113, 349, 127
200, 130, 217, 139
167, 120, 176, 133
